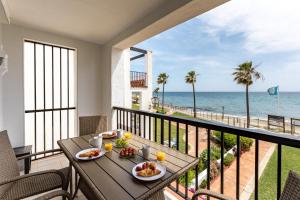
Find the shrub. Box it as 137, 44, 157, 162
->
240, 137, 253, 151
178, 169, 195, 187
214, 131, 253, 152
209, 162, 220, 180
200, 146, 221, 168
223, 153, 234, 166
200, 179, 207, 189
198, 160, 205, 172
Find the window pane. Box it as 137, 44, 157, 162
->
24, 42, 35, 110
53, 47, 61, 108
36, 44, 44, 110
24, 41, 76, 155
45, 46, 53, 109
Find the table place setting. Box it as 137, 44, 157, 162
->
73, 130, 169, 181
57, 130, 199, 200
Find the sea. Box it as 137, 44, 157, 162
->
156, 92, 300, 119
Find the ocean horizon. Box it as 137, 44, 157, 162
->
155, 92, 300, 119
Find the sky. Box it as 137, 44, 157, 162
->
131, 0, 300, 92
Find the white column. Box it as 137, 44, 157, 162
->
139, 51, 152, 111
111, 47, 131, 130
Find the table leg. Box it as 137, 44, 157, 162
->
24, 157, 30, 174
69, 164, 73, 196
72, 177, 81, 199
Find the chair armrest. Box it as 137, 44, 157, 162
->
17, 148, 62, 160
33, 190, 72, 200
192, 189, 235, 200
0, 169, 67, 189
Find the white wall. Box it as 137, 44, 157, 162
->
111, 47, 131, 130
0, 23, 3, 131
1, 24, 105, 147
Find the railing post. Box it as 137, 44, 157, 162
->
236, 135, 240, 200
220, 131, 224, 194
255, 139, 259, 200
161, 118, 164, 145
277, 144, 282, 200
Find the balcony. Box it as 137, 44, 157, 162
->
114, 106, 300, 200
130, 71, 148, 88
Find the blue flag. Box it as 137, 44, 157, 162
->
268, 86, 279, 96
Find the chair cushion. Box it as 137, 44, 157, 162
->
0, 130, 20, 198
1, 167, 69, 200
280, 171, 300, 200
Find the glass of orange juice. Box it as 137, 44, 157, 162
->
124, 132, 132, 139
104, 143, 113, 151
156, 151, 165, 162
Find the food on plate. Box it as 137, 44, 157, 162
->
136, 162, 161, 177
79, 149, 100, 158
115, 138, 128, 148
119, 147, 137, 158
104, 143, 113, 151
102, 131, 117, 139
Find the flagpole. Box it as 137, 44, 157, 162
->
277, 86, 280, 115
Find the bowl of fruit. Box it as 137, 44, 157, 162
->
115, 138, 128, 148
119, 147, 137, 158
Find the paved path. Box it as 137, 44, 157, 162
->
210, 141, 274, 199
164, 109, 275, 199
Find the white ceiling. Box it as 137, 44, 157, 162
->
2, 0, 189, 45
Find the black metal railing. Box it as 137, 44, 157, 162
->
113, 106, 300, 200
130, 71, 147, 88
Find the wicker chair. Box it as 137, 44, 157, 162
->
79, 115, 107, 136
192, 189, 234, 200
279, 171, 300, 200
0, 130, 71, 200
192, 171, 300, 200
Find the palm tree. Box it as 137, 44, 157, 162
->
157, 73, 169, 113
153, 87, 160, 98
233, 61, 263, 128
185, 71, 198, 118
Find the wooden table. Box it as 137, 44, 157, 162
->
58, 134, 198, 200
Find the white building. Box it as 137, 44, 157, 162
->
129, 47, 153, 111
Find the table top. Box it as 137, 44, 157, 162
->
13, 145, 32, 157
58, 134, 198, 200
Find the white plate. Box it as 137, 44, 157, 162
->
101, 131, 117, 139
132, 162, 166, 181
75, 148, 106, 161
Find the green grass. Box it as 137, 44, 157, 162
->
250, 146, 300, 199
132, 103, 140, 110
155, 106, 169, 114
154, 118, 186, 153
172, 112, 195, 119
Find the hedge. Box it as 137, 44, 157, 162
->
224, 153, 234, 166
200, 146, 221, 168
214, 131, 253, 151
178, 169, 195, 186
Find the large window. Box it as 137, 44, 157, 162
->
24, 40, 76, 156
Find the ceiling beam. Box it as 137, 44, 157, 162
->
130, 54, 145, 61
130, 47, 147, 54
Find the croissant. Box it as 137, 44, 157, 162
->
137, 168, 161, 177
79, 149, 100, 158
